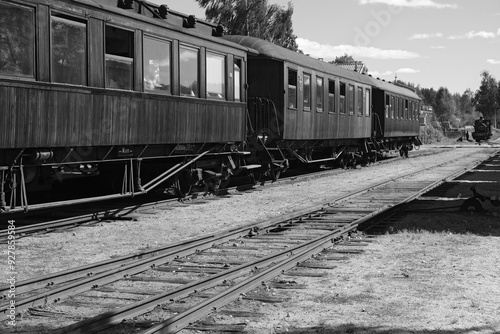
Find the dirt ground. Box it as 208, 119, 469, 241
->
2, 144, 500, 333
240, 230, 500, 334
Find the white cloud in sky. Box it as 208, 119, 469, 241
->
430, 45, 446, 49
359, 0, 457, 9
396, 68, 420, 73
410, 32, 443, 40
497, 28, 500, 35
369, 70, 394, 77
297, 38, 420, 60
487, 59, 500, 65
448, 30, 497, 39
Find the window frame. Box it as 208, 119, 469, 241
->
142, 35, 172, 95
357, 86, 363, 116
316, 76, 324, 113
205, 50, 226, 100
287, 69, 298, 109
50, 13, 88, 86
234, 57, 242, 102
0, 2, 36, 79
328, 79, 335, 114
303, 73, 312, 111
179, 44, 200, 98
365, 88, 370, 117
390, 95, 395, 119
104, 24, 134, 90
339, 82, 346, 114
348, 84, 355, 115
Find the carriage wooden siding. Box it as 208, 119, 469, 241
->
0, 83, 245, 148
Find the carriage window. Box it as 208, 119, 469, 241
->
396, 97, 400, 119
339, 82, 346, 114
206, 52, 225, 100
316, 76, 324, 112
143, 37, 171, 94
400, 98, 404, 119
0, 2, 35, 77
328, 80, 335, 113
288, 69, 297, 108
390, 96, 395, 118
385, 95, 390, 118
405, 99, 409, 119
348, 84, 354, 115
105, 26, 133, 90
180, 46, 199, 97
365, 89, 370, 117
234, 58, 241, 101
303, 73, 311, 111
51, 16, 87, 85
357, 87, 363, 116
408, 101, 412, 120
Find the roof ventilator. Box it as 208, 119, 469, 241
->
183, 15, 197, 28
117, 0, 134, 10
157, 5, 168, 19
212, 24, 225, 37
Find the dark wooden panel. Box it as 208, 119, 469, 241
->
0, 83, 246, 149
134, 29, 143, 91
89, 18, 104, 87
36, 4, 50, 82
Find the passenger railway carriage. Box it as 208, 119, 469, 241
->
223, 35, 421, 167
0, 0, 253, 211
0, 0, 421, 213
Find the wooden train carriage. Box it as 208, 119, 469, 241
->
0, 0, 251, 210
223, 35, 374, 163
370, 79, 421, 147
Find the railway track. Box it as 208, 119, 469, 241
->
0, 146, 447, 241
2, 148, 497, 334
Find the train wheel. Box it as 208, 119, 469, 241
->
270, 168, 281, 182
167, 170, 192, 200
204, 177, 222, 195
249, 171, 262, 185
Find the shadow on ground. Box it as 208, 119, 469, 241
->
280, 323, 499, 334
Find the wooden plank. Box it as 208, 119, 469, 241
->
124, 277, 195, 284
283, 270, 328, 277
298, 262, 337, 269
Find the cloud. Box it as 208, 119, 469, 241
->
396, 68, 420, 73
448, 30, 497, 39
410, 32, 443, 40
498, 28, 500, 35
369, 70, 394, 77
430, 45, 446, 49
359, 0, 458, 9
487, 59, 500, 65
297, 38, 420, 60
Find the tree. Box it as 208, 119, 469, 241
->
416, 87, 436, 106
434, 87, 456, 128
331, 54, 356, 65
195, 0, 299, 51
457, 89, 476, 125
473, 70, 498, 121
329, 54, 368, 73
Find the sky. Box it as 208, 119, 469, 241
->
151, 0, 500, 95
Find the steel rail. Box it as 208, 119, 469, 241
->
56, 206, 385, 334
53, 150, 496, 334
